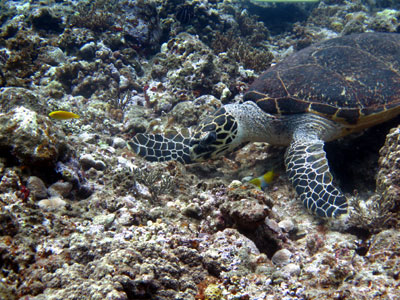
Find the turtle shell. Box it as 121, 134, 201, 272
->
244, 32, 400, 127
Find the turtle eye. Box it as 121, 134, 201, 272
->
200, 131, 217, 147
191, 131, 217, 155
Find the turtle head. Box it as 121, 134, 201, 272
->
188, 106, 244, 162
130, 105, 246, 164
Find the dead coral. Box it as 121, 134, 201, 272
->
212, 32, 273, 73
2, 30, 41, 87
210, 9, 272, 73
235, 10, 270, 46
113, 167, 174, 202
228, 42, 273, 73
347, 193, 395, 233
0, 49, 8, 87
69, 0, 119, 32
134, 167, 174, 202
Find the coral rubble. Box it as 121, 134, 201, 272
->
0, 0, 399, 299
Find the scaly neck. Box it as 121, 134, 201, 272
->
225, 101, 343, 145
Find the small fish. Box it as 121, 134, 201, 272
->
248, 170, 276, 191
49, 110, 80, 120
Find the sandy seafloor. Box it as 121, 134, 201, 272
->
0, 0, 400, 299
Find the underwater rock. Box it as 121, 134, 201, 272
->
342, 12, 368, 35
118, 0, 161, 53
169, 101, 204, 127
377, 125, 400, 215
57, 27, 96, 55
169, 95, 222, 128
37, 46, 66, 66
79, 154, 105, 171
0, 281, 16, 300
220, 198, 270, 230
0, 169, 21, 194
0, 106, 66, 167
160, 33, 227, 97
92, 213, 115, 228
203, 284, 223, 300
308, 2, 370, 36
0, 212, 19, 236
37, 197, 67, 210
56, 159, 93, 199
122, 105, 152, 134
367, 229, 400, 281
47, 181, 72, 198
30, 8, 63, 33
201, 228, 263, 277
271, 249, 292, 266
78, 132, 99, 144
0, 87, 45, 113
281, 263, 301, 278
78, 42, 96, 61
182, 203, 202, 219
27, 176, 48, 199
112, 137, 126, 149
278, 218, 295, 233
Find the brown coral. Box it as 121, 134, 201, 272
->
211, 32, 273, 73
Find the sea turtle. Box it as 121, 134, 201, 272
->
130, 32, 400, 218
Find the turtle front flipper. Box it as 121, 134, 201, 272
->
285, 137, 348, 218
128, 133, 192, 164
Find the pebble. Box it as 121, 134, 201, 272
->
78, 133, 98, 144
79, 42, 96, 60
272, 249, 292, 266
45, 47, 65, 65
182, 203, 202, 219
265, 218, 281, 233
117, 209, 135, 226
228, 180, 242, 188
93, 214, 115, 229
47, 181, 72, 198
278, 219, 295, 233
281, 263, 301, 277
27, 176, 48, 199
80, 154, 97, 170
94, 160, 106, 171
38, 197, 66, 210
80, 154, 106, 171
113, 137, 126, 148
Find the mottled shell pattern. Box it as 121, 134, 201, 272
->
244, 32, 400, 129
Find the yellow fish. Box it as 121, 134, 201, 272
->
49, 111, 80, 120
249, 170, 276, 191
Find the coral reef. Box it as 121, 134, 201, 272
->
0, 106, 67, 166
0, 0, 399, 299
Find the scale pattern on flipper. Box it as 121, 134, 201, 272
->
129, 133, 192, 164
285, 139, 348, 218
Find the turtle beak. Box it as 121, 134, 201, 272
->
191, 131, 217, 155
